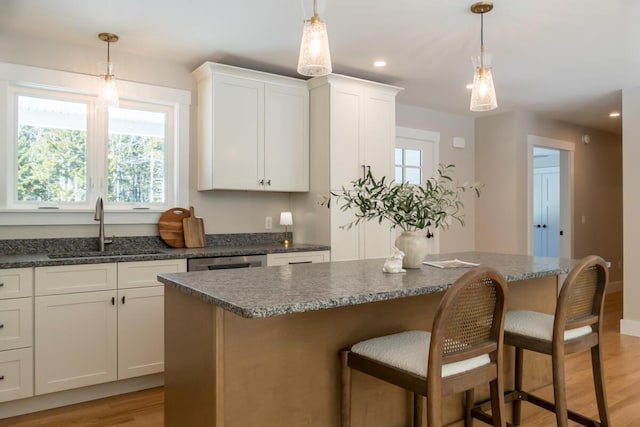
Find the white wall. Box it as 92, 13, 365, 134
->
396, 104, 476, 253
0, 33, 293, 239
621, 86, 640, 336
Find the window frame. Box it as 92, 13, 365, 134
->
0, 61, 190, 226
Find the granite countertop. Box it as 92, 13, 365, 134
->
0, 242, 329, 269
158, 251, 577, 319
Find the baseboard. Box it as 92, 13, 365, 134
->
620, 318, 640, 337
0, 373, 163, 419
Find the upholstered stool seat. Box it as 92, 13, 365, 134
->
505, 310, 592, 341
351, 330, 492, 378
341, 267, 508, 427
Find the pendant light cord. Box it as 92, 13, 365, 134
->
480, 12, 485, 69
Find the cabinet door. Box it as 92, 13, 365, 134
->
35, 291, 117, 395
329, 86, 363, 190
362, 90, 395, 179
330, 200, 361, 262
264, 84, 309, 192
118, 286, 164, 379
212, 74, 264, 190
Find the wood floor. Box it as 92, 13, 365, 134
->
1, 291, 638, 427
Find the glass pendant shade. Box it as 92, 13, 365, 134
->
97, 33, 120, 109
97, 72, 119, 109
470, 53, 497, 111
297, 16, 332, 77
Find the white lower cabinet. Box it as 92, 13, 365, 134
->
34, 259, 186, 396
35, 290, 117, 395
117, 286, 164, 380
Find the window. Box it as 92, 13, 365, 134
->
395, 148, 422, 184
17, 95, 89, 204
0, 61, 190, 225
107, 106, 167, 205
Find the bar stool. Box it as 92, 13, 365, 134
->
502, 255, 610, 427
340, 267, 508, 427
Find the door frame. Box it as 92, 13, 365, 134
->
396, 126, 440, 253
527, 135, 575, 258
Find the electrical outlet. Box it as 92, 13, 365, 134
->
265, 216, 272, 229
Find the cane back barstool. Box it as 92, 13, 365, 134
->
340, 267, 508, 427
501, 255, 610, 427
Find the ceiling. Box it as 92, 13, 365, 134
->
2, 0, 637, 135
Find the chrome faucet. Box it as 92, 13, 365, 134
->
94, 196, 114, 252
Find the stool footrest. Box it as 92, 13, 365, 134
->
471, 389, 603, 427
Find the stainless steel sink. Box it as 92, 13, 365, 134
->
48, 249, 167, 259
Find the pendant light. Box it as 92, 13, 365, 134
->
97, 32, 120, 109
297, 0, 332, 77
470, 2, 497, 111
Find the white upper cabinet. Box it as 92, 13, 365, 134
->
193, 62, 309, 192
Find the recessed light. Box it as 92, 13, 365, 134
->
373, 60, 386, 67
466, 83, 474, 90
609, 111, 621, 118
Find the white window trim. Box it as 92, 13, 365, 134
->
0, 61, 190, 225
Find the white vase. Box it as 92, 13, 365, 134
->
394, 230, 428, 269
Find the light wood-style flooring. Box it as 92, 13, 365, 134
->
1, 291, 638, 427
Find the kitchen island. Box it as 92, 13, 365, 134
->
158, 252, 576, 426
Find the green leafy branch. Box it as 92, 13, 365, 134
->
322, 164, 482, 232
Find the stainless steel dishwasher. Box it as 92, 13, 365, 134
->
187, 254, 267, 271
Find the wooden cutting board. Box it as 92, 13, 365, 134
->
158, 207, 191, 248
183, 206, 206, 248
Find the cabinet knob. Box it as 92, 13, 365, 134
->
266, 179, 271, 186
111, 296, 115, 305
0, 375, 4, 380
0, 324, 4, 329
259, 179, 264, 185
0, 282, 4, 287
122, 296, 126, 304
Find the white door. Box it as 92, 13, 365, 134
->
533, 164, 560, 257
35, 291, 117, 395
395, 127, 440, 254
529, 138, 574, 258
117, 286, 164, 379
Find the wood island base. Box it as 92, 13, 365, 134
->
164, 275, 559, 427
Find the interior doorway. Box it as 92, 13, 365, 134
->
527, 135, 574, 258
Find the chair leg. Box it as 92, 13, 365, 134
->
490, 366, 506, 427
413, 393, 424, 427
551, 350, 569, 427
591, 344, 611, 426
340, 351, 352, 427
464, 389, 474, 427
512, 347, 524, 426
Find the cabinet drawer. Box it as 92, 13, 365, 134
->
266, 251, 330, 266
0, 298, 33, 351
118, 259, 187, 289
0, 268, 33, 300
35, 263, 117, 296
0, 347, 33, 403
